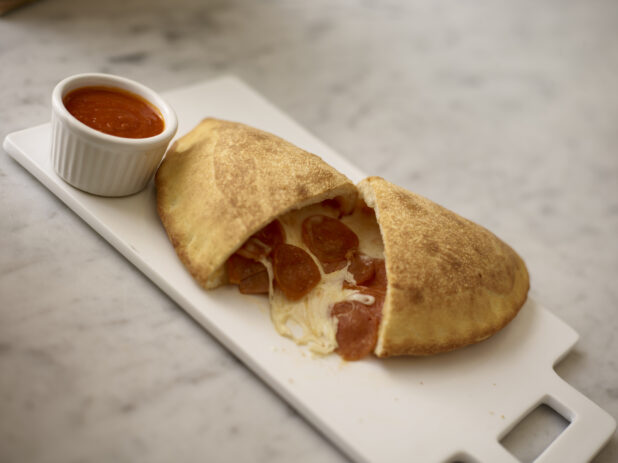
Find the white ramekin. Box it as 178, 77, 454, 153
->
50, 73, 178, 197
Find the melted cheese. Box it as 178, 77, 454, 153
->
341, 206, 384, 259
265, 203, 384, 355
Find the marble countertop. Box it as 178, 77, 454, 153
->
1, 0, 616, 462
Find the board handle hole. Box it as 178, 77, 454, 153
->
446, 451, 474, 463
500, 403, 571, 462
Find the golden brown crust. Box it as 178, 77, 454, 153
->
156, 119, 529, 358
357, 177, 530, 357
155, 118, 357, 289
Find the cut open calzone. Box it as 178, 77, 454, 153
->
156, 118, 529, 360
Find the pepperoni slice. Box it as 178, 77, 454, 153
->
273, 244, 321, 301
333, 258, 387, 360
226, 254, 267, 285
359, 259, 387, 307
236, 240, 267, 260
332, 301, 381, 361
301, 215, 359, 273
321, 197, 344, 218
348, 252, 376, 285
368, 259, 387, 291
239, 270, 269, 294
237, 220, 286, 260
255, 220, 286, 248
322, 259, 348, 274
361, 204, 375, 216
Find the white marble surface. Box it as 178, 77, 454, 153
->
0, 1, 616, 462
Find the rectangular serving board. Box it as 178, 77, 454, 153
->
4, 76, 615, 463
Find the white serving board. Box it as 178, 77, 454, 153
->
4, 76, 615, 463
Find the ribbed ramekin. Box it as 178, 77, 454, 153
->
50, 73, 177, 197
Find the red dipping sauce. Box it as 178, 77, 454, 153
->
63, 86, 164, 139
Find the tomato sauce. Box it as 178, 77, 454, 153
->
63, 86, 164, 139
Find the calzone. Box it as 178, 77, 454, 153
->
155, 118, 529, 360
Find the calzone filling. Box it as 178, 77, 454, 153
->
225, 199, 386, 361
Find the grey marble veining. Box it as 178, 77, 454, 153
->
1, 0, 617, 462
